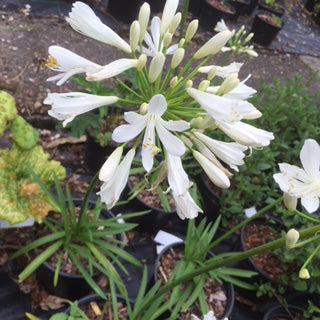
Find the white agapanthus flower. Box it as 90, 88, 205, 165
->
67, 1, 131, 53
44, 92, 118, 127
187, 87, 257, 124
112, 94, 189, 172
44, 0, 270, 220
143, 16, 178, 57
97, 148, 135, 209
198, 62, 243, 78
167, 154, 202, 219
214, 19, 228, 32
193, 131, 247, 171
274, 139, 320, 213
46, 45, 102, 85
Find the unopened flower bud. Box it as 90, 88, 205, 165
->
244, 32, 254, 43
178, 38, 185, 48
186, 80, 193, 88
286, 229, 299, 248
299, 268, 310, 279
185, 19, 198, 43
99, 146, 123, 181
163, 32, 173, 48
169, 12, 181, 33
283, 192, 297, 211
138, 3, 150, 42
140, 102, 148, 115
216, 73, 239, 95
170, 76, 178, 88
243, 108, 262, 120
148, 52, 165, 83
130, 20, 140, 51
137, 54, 147, 71
171, 48, 185, 69
193, 150, 230, 188
198, 80, 210, 91
246, 48, 258, 57
207, 67, 217, 81
194, 30, 233, 59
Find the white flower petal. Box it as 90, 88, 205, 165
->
44, 92, 118, 127
67, 1, 131, 53
300, 139, 320, 177
99, 147, 123, 181
156, 122, 185, 156
167, 154, 191, 195
301, 196, 320, 213
148, 94, 167, 116
87, 58, 138, 81
172, 191, 202, 220
160, 0, 179, 35
112, 121, 146, 143
160, 118, 190, 132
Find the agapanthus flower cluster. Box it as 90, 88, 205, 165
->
44, 0, 274, 219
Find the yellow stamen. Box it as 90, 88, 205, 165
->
45, 55, 58, 69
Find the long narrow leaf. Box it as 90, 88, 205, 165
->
18, 240, 64, 281
10, 231, 65, 259
68, 249, 106, 299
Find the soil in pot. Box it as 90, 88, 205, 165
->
241, 218, 298, 283
250, 10, 283, 46
258, 0, 285, 17
155, 243, 234, 319
126, 175, 188, 234
199, 0, 236, 30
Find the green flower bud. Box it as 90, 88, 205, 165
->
148, 52, 165, 83
185, 19, 198, 43
198, 80, 210, 91
130, 20, 140, 51
285, 229, 299, 248
299, 268, 310, 280
171, 48, 185, 69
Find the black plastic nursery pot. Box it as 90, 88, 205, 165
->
153, 242, 235, 320
64, 293, 133, 318
194, 172, 220, 222
107, 0, 143, 23
188, 0, 205, 17
305, 0, 317, 12
199, 0, 236, 30
230, 0, 251, 19
36, 200, 120, 300
250, 10, 283, 46
242, 0, 258, 14
146, 0, 167, 13
262, 304, 305, 320
257, 0, 285, 17
85, 132, 116, 174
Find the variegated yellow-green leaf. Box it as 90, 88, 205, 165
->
10, 115, 39, 149
0, 90, 17, 136
0, 145, 66, 224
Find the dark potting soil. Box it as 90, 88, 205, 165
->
206, 0, 235, 13
157, 246, 227, 319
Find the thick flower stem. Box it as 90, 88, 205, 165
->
134, 223, 320, 318
178, 0, 190, 42
294, 209, 320, 224
194, 196, 284, 260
